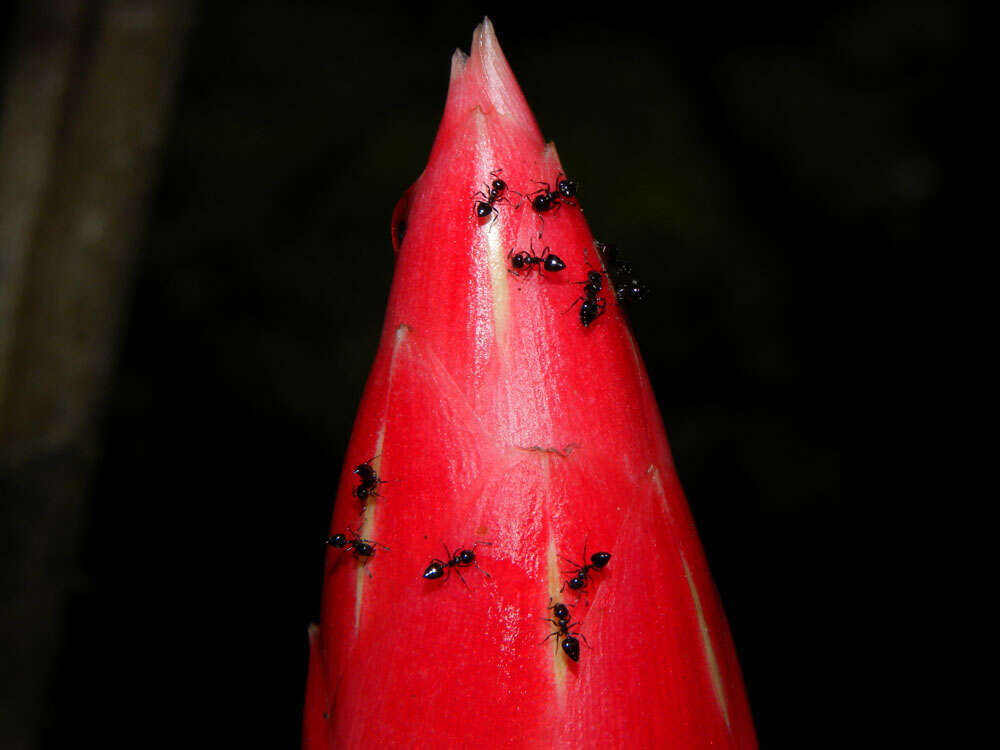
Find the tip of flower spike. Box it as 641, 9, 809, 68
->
440, 18, 543, 147
450, 48, 468, 81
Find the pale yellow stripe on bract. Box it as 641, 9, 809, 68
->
485, 180, 510, 359
355, 324, 409, 633
546, 531, 567, 696
679, 551, 731, 731
648, 464, 731, 731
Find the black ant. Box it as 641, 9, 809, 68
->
422, 541, 492, 588
597, 242, 649, 306
614, 277, 650, 305
473, 169, 518, 224
352, 456, 389, 508
324, 526, 389, 572
596, 242, 630, 277
559, 541, 611, 604
565, 269, 607, 327
520, 172, 578, 237
507, 240, 566, 278
541, 598, 589, 662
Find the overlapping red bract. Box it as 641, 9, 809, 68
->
304, 19, 756, 748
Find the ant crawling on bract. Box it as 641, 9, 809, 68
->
565, 268, 607, 327
507, 240, 566, 279
519, 171, 578, 238
352, 455, 392, 512
473, 169, 519, 226
541, 597, 590, 662
596, 241, 650, 306
562, 245, 611, 327
325, 526, 390, 577
559, 540, 612, 606
422, 541, 492, 589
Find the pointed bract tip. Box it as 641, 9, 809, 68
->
471, 16, 496, 53
457, 17, 543, 143
542, 141, 564, 170
450, 48, 468, 81
469, 15, 502, 76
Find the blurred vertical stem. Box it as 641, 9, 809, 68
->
0, 1, 192, 746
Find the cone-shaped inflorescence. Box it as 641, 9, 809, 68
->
304, 19, 757, 748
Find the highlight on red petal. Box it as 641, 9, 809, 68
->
306, 18, 757, 748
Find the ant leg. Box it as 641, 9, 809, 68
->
355, 552, 374, 579
453, 566, 470, 590
563, 297, 586, 316
537, 213, 545, 239
577, 632, 592, 649
559, 555, 583, 569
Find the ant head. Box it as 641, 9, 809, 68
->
423, 560, 446, 579
591, 552, 611, 569
557, 174, 577, 197
567, 576, 586, 590
458, 549, 475, 565
552, 603, 570, 620
491, 178, 505, 191
353, 542, 375, 557
326, 534, 348, 548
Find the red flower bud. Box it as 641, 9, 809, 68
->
304, 19, 756, 748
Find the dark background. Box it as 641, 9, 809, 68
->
2, 1, 988, 747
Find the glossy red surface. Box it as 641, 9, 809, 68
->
304, 19, 757, 749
